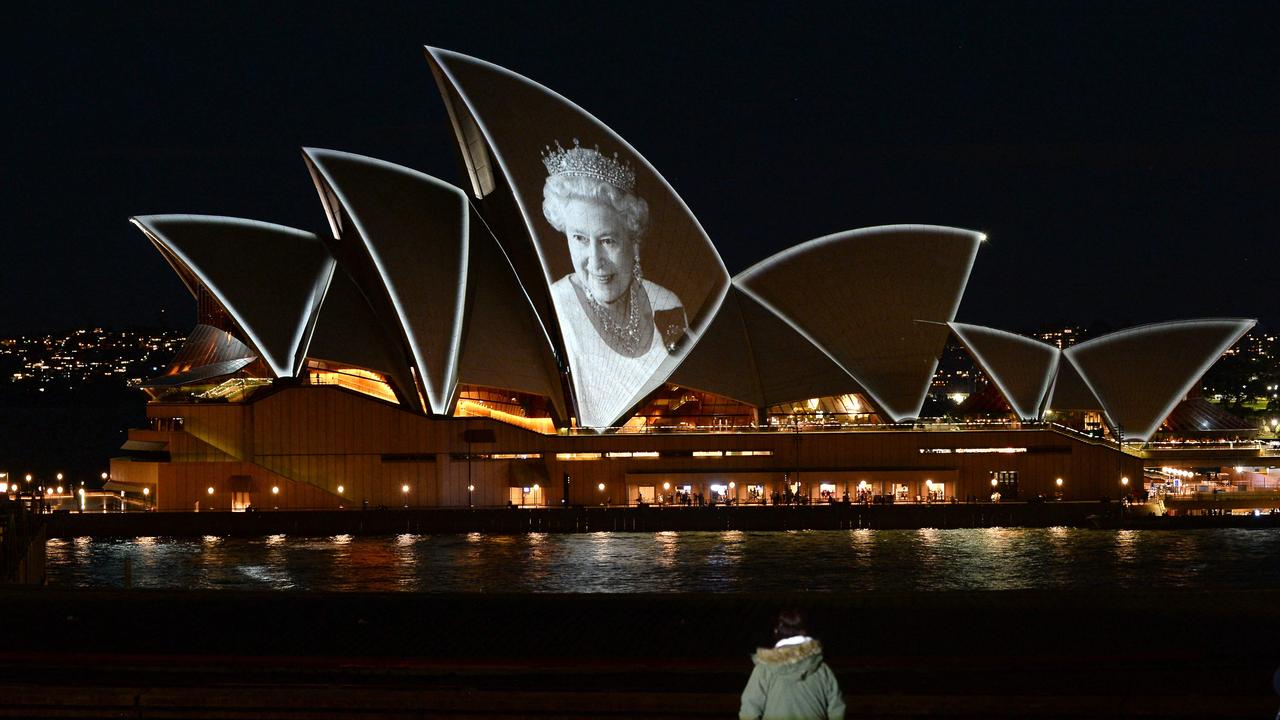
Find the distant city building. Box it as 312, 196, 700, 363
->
1035, 325, 1087, 350
1, 328, 183, 388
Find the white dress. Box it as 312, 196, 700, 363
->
550, 277, 682, 428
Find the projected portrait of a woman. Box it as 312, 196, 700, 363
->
541, 139, 687, 428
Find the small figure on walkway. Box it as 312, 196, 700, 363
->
739, 608, 845, 720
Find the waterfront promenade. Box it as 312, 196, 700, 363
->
42, 502, 1136, 538
0, 587, 1276, 718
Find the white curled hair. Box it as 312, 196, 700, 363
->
542, 174, 649, 240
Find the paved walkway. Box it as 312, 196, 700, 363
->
0, 588, 1276, 718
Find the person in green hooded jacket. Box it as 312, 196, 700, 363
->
739, 608, 845, 720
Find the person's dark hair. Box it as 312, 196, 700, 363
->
773, 608, 808, 640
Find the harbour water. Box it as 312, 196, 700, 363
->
44, 527, 1280, 593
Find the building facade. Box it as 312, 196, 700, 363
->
109, 48, 1243, 511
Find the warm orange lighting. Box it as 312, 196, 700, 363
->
99, 472, 107, 480
597, 483, 606, 491
143, 487, 150, 496
207, 487, 215, 495
336, 485, 344, 494
1055, 478, 1063, 486
662, 482, 670, 490
401, 484, 410, 494
455, 399, 555, 434
307, 365, 399, 405
271, 486, 280, 495
1121, 477, 1130, 486
556, 452, 603, 461
991, 479, 998, 487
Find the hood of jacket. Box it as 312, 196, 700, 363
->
751, 638, 826, 677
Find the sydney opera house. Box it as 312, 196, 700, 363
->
110, 48, 1255, 511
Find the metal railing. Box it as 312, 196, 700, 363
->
1142, 440, 1269, 451
562, 419, 1059, 436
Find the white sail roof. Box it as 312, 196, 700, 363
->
1063, 318, 1255, 441
131, 215, 333, 378
304, 147, 566, 418
736, 225, 983, 421
670, 286, 868, 410
302, 148, 470, 415
1045, 352, 1102, 412
424, 46, 731, 428
306, 264, 421, 407
949, 323, 1060, 420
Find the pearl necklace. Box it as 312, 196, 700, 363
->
582, 280, 642, 354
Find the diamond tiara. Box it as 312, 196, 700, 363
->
541, 138, 636, 193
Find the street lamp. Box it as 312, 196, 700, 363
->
401, 484, 410, 507
467, 484, 474, 508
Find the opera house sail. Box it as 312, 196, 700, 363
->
426, 47, 732, 430
107, 48, 1255, 512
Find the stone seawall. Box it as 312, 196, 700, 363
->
43, 501, 1130, 538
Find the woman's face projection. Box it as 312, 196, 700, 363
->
426, 48, 732, 427
563, 197, 636, 304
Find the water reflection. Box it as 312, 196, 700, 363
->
655, 531, 678, 569
42, 528, 1280, 594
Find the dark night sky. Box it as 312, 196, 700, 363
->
5, 1, 1278, 336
